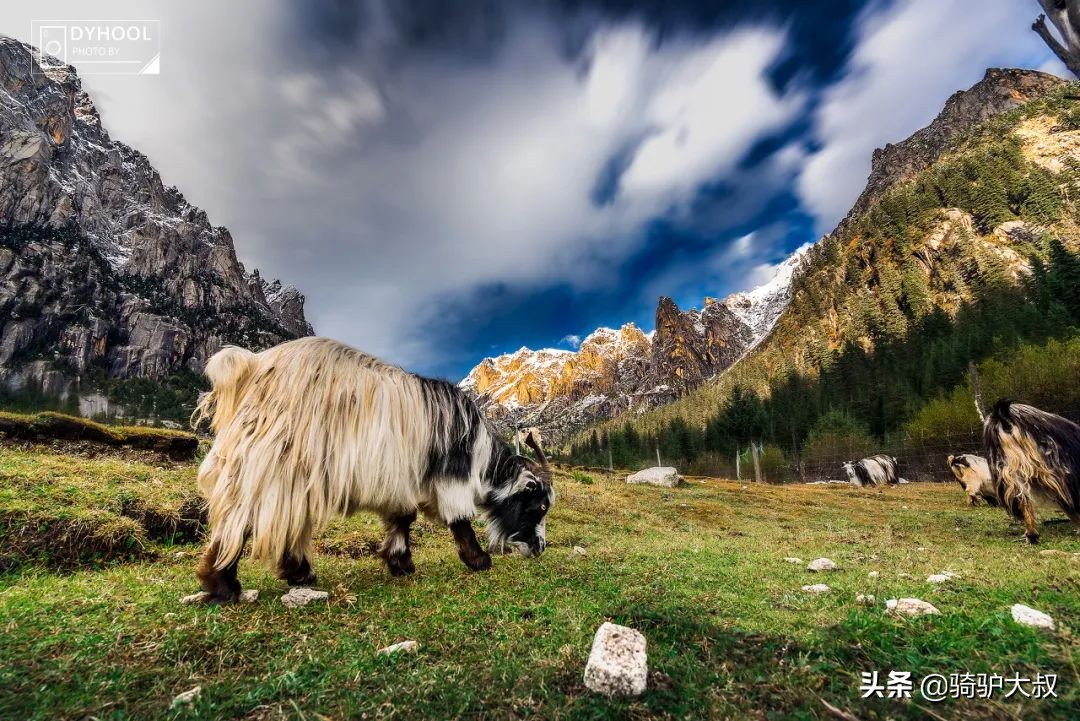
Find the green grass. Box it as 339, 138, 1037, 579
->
1, 448, 1078, 720
0, 411, 199, 459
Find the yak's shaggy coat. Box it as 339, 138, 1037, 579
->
842, 455, 899, 487
946, 454, 998, 507
193, 337, 551, 599
983, 400, 1080, 543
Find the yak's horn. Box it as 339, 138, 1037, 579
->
524, 430, 551, 472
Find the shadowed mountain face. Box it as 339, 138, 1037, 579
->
0, 37, 311, 399
464, 68, 1069, 445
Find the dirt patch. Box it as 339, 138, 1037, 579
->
119, 496, 207, 543
0, 509, 152, 570
0, 411, 199, 461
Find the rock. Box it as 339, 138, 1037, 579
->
174, 551, 186, 559
170, 686, 201, 708
573, 546, 588, 556
583, 622, 648, 697
783, 557, 803, 564
626, 467, 681, 488
802, 584, 830, 594
917, 547, 927, 552
1011, 604, 1055, 630
1038, 549, 1069, 557
926, 574, 951, 584
886, 598, 940, 617
0, 37, 311, 399
181, 589, 259, 605
867, 571, 879, 579
378, 640, 419, 656
856, 594, 876, 605
281, 587, 329, 608
807, 558, 837, 572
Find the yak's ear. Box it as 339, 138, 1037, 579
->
524, 430, 551, 474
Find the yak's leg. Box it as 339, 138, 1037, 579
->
379, 511, 417, 577
449, 519, 492, 571
196, 538, 243, 603
433, 479, 491, 571
1020, 498, 1040, 544
277, 549, 317, 586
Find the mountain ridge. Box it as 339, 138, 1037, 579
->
0, 36, 312, 407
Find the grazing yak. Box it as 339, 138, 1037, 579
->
841, 455, 899, 487
983, 399, 1080, 544
191, 337, 554, 603
946, 454, 999, 507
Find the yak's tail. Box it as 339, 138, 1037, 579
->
192, 346, 258, 435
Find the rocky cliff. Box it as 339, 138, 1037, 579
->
0, 37, 311, 400
462, 251, 805, 441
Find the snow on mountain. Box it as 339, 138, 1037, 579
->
461, 246, 808, 441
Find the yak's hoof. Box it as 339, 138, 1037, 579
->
1026, 533, 1041, 545
182, 590, 238, 605
288, 571, 318, 587
463, 551, 492, 572
386, 554, 416, 577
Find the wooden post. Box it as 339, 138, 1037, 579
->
751, 440, 762, 483
608, 446, 613, 472
655, 446, 662, 468
736, 445, 741, 481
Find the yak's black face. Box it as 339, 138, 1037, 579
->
486, 458, 553, 557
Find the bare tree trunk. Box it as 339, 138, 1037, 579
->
750, 440, 762, 483
1034, 0, 1080, 78
969, 362, 987, 425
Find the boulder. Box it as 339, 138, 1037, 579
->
626, 467, 681, 488
1011, 604, 1054, 630
886, 598, 940, 617
378, 640, 420, 656
802, 584, 830, 594
807, 558, 837, 572
170, 686, 201, 708
281, 587, 329, 608
583, 622, 648, 697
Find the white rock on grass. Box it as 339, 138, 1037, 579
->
856, 594, 876, 605
626, 467, 681, 488
378, 640, 420, 656
802, 584, 830, 594
1011, 604, 1055, 630
886, 598, 940, 617
926, 574, 952, 584
281, 587, 329, 608
180, 590, 258, 605
867, 571, 879, 579
783, 557, 803, 564
807, 558, 837, 572
583, 622, 648, 697
170, 686, 201, 708
573, 546, 588, 556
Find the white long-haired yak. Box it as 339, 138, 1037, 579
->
983, 399, 1080, 544
946, 454, 999, 507
191, 337, 554, 603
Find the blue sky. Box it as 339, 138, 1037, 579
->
1, 1, 1065, 379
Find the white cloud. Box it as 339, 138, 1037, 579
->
561, 334, 582, 349
798, 0, 1058, 234
0, 3, 799, 371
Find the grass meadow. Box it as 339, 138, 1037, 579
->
0, 444, 1077, 720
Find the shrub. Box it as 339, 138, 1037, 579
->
571, 471, 594, 485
